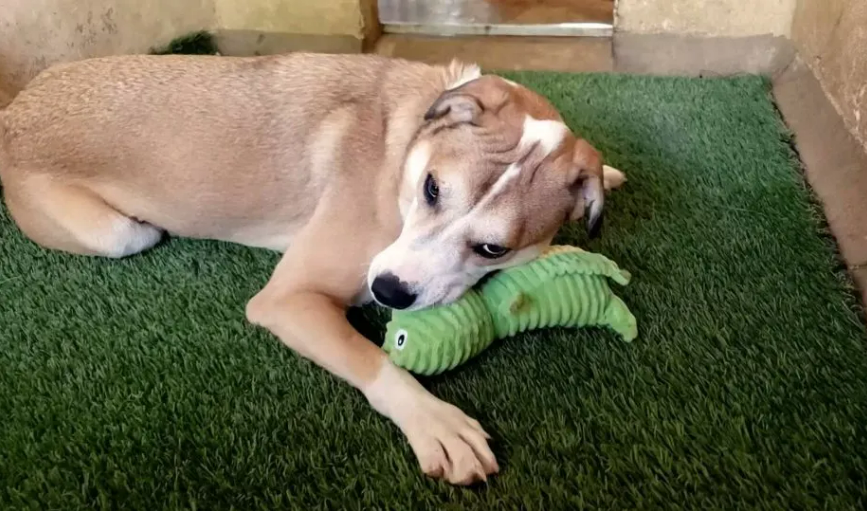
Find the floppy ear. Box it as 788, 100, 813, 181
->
423, 75, 509, 127
568, 139, 605, 238
424, 93, 483, 124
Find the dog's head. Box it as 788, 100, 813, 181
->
368, 71, 625, 310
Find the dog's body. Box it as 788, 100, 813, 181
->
0, 53, 624, 484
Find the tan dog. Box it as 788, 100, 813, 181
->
0, 53, 625, 485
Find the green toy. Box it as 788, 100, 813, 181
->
382, 246, 637, 376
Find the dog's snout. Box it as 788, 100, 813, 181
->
371, 273, 417, 310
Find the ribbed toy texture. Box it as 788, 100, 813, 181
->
482, 246, 637, 341
383, 245, 637, 375
383, 289, 496, 376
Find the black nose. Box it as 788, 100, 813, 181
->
371, 273, 417, 310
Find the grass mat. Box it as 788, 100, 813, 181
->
2, 71, 867, 509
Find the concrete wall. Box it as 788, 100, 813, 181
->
213, 0, 380, 56
613, 0, 798, 76
216, 0, 366, 35
0, 0, 379, 98
791, 0, 867, 150
0, 0, 216, 93
617, 0, 796, 37
613, 0, 867, 149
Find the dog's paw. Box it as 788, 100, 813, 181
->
364, 362, 498, 485
603, 164, 627, 190
402, 397, 498, 485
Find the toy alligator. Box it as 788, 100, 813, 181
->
383, 246, 637, 375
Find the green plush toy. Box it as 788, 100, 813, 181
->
382, 246, 638, 375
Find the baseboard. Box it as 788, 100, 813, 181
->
214, 30, 367, 56
613, 33, 796, 77
383, 22, 613, 38
773, 56, 867, 304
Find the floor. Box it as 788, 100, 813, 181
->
5, 71, 867, 509
3, 30, 867, 508
375, 34, 612, 72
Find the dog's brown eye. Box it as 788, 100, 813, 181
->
473, 243, 510, 259
424, 173, 438, 206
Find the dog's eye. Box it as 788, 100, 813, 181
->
473, 244, 510, 259
423, 173, 438, 206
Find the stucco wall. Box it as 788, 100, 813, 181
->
214, 0, 379, 56
617, 0, 797, 37
0, 0, 378, 96
216, 0, 367, 36
0, 0, 216, 92
791, 0, 867, 150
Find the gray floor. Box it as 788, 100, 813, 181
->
379, 0, 500, 25
378, 0, 614, 36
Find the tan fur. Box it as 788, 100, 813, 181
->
0, 53, 625, 485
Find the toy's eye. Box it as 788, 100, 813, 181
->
395, 329, 408, 351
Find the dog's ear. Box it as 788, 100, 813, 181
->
424, 76, 509, 126
568, 139, 605, 238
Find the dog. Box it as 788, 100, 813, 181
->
0, 52, 625, 485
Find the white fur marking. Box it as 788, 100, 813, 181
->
400, 143, 432, 218
478, 117, 568, 204
364, 360, 421, 419
520, 116, 569, 155
309, 109, 353, 192
487, 162, 523, 199
363, 360, 496, 483
95, 218, 162, 258
405, 141, 432, 186
602, 164, 627, 190
446, 61, 482, 90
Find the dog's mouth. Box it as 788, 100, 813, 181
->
368, 269, 491, 311
371, 286, 461, 311
411, 283, 476, 310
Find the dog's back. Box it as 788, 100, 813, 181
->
0, 53, 451, 252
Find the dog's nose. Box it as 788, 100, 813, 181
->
371, 273, 417, 310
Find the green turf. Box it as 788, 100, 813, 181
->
2, 71, 867, 510
150, 31, 220, 56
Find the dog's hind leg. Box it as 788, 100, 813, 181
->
3, 173, 163, 258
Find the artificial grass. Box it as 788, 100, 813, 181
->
2, 70, 867, 509
150, 31, 220, 56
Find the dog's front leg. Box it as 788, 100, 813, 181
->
247, 261, 498, 485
